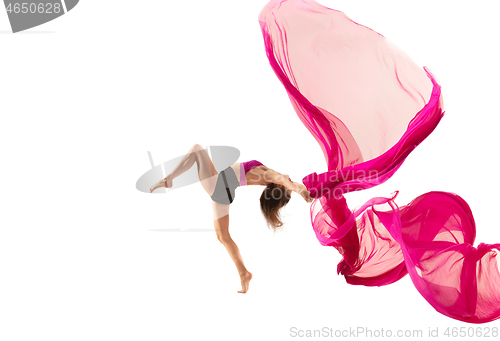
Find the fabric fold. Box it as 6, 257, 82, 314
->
259, 0, 500, 323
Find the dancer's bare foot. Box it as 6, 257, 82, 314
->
238, 271, 253, 293
150, 175, 173, 193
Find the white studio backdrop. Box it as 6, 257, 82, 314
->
0, 0, 499, 340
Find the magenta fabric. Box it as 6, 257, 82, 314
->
239, 163, 247, 186
242, 160, 264, 174
259, 0, 500, 323
240, 160, 264, 186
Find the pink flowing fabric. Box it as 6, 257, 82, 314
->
259, 0, 500, 323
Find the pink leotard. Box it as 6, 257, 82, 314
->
239, 160, 264, 186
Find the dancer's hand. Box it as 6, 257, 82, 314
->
300, 189, 313, 203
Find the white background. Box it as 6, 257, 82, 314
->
1, 0, 499, 340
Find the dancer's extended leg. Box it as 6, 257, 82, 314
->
150, 144, 218, 195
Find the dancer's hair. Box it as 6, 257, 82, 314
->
260, 182, 291, 231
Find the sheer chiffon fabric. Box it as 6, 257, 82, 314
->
259, 0, 500, 323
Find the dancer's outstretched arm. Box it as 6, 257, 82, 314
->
264, 169, 313, 203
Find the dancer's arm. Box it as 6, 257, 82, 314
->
264, 169, 312, 202
292, 181, 313, 203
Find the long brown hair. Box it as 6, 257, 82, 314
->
260, 182, 291, 231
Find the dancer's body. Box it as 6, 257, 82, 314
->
150, 144, 313, 293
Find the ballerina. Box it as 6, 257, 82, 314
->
150, 144, 313, 293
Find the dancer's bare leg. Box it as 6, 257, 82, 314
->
213, 205, 253, 293
150, 144, 217, 194
150, 145, 252, 292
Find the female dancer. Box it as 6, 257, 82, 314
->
150, 144, 313, 293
